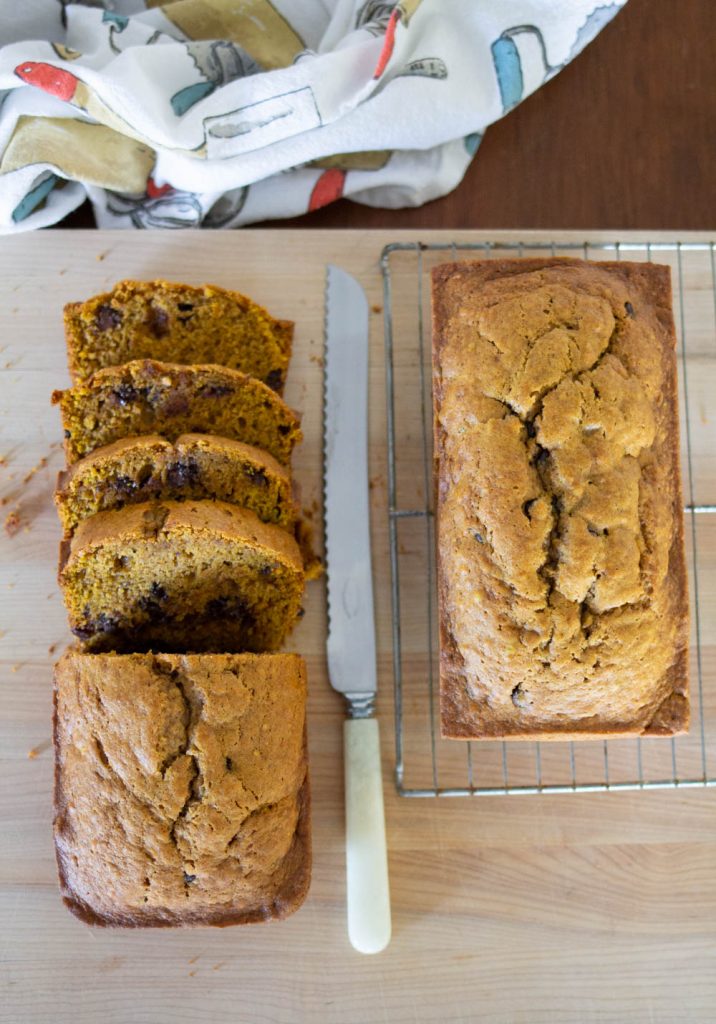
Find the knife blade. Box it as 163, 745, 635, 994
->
323, 264, 391, 955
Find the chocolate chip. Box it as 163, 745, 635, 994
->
110, 382, 139, 407
166, 459, 200, 488
198, 384, 233, 399
73, 612, 119, 641
205, 595, 253, 623
64, 429, 71, 439
225, 757, 233, 770
160, 391, 190, 417
112, 474, 139, 498
259, 564, 274, 577
183, 872, 196, 885
624, 301, 635, 317
150, 581, 168, 601
146, 305, 170, 338
95, 304, 122, 331
472, 529, 484, 544
244, 465, 268, 487
278, 424, 291, 436
265, 369, 283, 392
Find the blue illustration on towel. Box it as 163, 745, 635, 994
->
492, 5, 621, 113
171, 41, 263, 116
12, 171, 59, 222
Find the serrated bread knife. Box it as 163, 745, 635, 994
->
323, 264, 391, 955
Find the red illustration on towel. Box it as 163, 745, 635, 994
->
308, 169, 346, 212
14, 62, 79, 101
373, 10, 399, 79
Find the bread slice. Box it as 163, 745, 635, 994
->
54, 433, 297, 536
58, 500, 305, 652
64, 279, 293, 391
53, 650, 310, 927
52, 359, 302, 465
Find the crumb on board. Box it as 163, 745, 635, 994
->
47, 592, 55, 599
371, 304, 383, 314
48, 643, 57, 655
28, 739, 52, 760
4, 509, 23, 535
96, 251, 109, 261
23, 456, 48, 485
309, 354, 324, 367
369, 475, 384, 491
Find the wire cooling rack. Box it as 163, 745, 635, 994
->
381, 239, 716, 797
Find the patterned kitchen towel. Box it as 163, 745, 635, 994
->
0, 0, 626, 231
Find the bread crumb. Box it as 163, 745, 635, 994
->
28, 739, 51, 759
371, 304, 383, 314
23, 455, 48, 485
4, 509, 22, 535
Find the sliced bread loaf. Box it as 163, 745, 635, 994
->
59, 500, 305, 653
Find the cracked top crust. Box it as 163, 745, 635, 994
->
432, 259, 689, 739
53, 650, 310, 926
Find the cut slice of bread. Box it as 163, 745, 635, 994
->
58, 500, 305, 653
55, 433, 297, 536
64, 279, 293, 391
53, 359, 302, 465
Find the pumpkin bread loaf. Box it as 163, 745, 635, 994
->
55, 433, 297, 536
64, 279, 293, 391
53, 650, 310, 926
432, 258, 689, 740
59, 500, 305, 653
53, 359, 302, 465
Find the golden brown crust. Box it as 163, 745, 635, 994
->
432, 258, 689, 740
53, 650, 310, 927
52, 359, 302, 465
64, 279, 293, 390
54, 433, 296, 536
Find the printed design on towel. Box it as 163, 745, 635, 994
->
358, 0, 423, 78
159, 0, 304, 71
492, 4, 621, 113
105, 183, 203, 228
308, 168, 346, 212
13, 62, 147, 146
396, 57, 447, 80
11, 171, 61, 223
171, 41, 263, 116
200, 85, 321, 159
0, 116, 158, 224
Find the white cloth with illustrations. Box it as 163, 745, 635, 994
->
0, 0, 626, 231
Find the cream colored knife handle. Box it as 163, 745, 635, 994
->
344, 717, 391, 954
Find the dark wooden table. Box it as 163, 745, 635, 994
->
62, 0, 714, 231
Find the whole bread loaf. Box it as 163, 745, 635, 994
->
53, 650, 310, 926
432, 258, 689, 739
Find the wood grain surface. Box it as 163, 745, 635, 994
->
1, 230, 715, 1024
62, 0, 716, 232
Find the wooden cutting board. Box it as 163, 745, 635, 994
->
1, 229, 715, 1024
